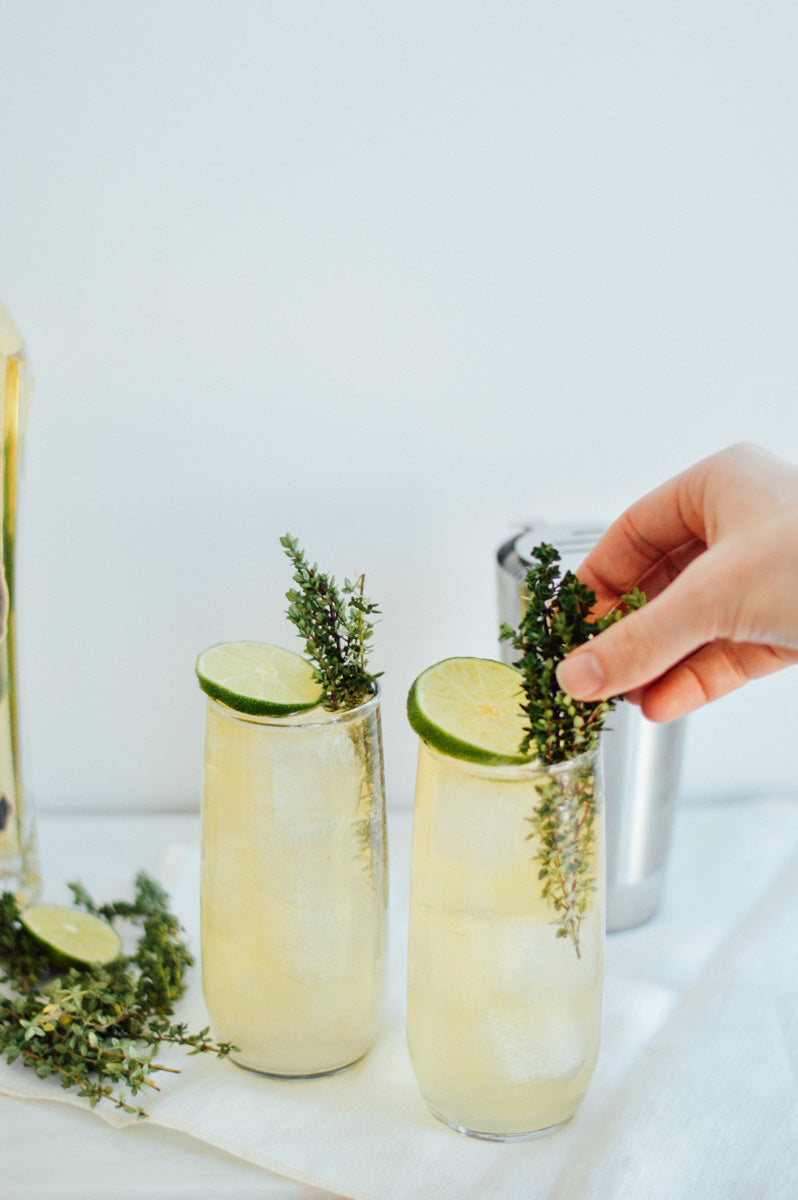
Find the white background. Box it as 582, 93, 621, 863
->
1, 1, 796, 813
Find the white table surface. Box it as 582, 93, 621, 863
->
2, 798, 797, 1200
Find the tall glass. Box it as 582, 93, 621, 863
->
201, 687, 387, 1077
0, 303, 39, 902
407, 739, 604, 1139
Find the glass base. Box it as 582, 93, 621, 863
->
429, 1106, 570, 1142
229, 1051, 366, 1080
0, 852, 41, 905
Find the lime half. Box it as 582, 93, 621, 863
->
196, 641, 323, 716
21, 905, 122, 967
407, 656, 531, 765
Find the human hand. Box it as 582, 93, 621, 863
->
555, 443, 798, 722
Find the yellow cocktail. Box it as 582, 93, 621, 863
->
201, 687, 387, 1076
407, 738, 603, 1138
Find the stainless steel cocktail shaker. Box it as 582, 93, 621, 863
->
497, 524, 685, 931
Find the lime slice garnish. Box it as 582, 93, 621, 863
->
195, 641, 323, 716
21, 905, 122, 967
406, 656, 532, 765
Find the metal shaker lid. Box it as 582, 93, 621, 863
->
497, 522, 605, 581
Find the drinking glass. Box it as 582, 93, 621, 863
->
201, 687, 387, 1076
407, 739, 604, 1138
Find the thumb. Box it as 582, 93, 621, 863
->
555, 556, 725, 700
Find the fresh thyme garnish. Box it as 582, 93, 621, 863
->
0, 874, 235, 1118
499, 542, 646, 765
530, 760, 598, 957
500, 542, 645, 955
281, 533, 382, 711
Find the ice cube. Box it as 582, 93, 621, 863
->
262, 820, 364, 910
481, 1003, 587, 1083
270, 896, 353, 985
271, 727, 363, 823
427, 769, 532, 874
489, 911, 601, 1001
408, 908, 489, 1006
272, 886, 380, 989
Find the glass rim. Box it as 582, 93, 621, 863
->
205, 680, 381, 729
416, 736, 599, 779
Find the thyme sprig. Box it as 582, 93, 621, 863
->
0, 874, 235, 1118
527, 761, 599, 957
500, 543, 645, 955
499, 542, 645, 765
281, 533, 382, 711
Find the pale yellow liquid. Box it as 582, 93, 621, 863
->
0, 305, 39, 902
201, 696, 387, 1076
407, 741, 603, 1137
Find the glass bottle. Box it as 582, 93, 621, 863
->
0, 303, 39, 902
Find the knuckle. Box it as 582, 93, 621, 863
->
716, 642, 750, 691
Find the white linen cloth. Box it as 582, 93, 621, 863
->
1, 798, 797, 1200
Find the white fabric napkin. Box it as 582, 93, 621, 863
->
2, 799, 797, 1200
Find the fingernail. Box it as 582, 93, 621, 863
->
556, 651, 604, 698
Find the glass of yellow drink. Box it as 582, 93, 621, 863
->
0, 302, 39, 903
201, 685, 387, 1077
407, 737, 604, 1139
